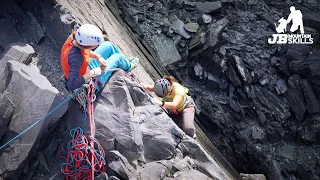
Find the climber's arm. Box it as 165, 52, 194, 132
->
157, 94, 183, 110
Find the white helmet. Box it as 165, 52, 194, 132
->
75, 24, 104, 46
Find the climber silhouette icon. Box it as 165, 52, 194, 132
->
275, 6, 304, 34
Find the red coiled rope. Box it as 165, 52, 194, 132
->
60, 78, 106, 180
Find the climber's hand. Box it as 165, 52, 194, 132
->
98, 57, 107, 69
92, 67, 102, 77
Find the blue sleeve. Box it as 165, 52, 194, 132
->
67, 53, 86, 91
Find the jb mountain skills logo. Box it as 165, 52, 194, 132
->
268, 6, 313, 45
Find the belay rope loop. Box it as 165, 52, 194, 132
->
60, 78, 106, 180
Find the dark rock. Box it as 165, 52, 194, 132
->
0, 95, 14, 141
241, 173, 266, 180
37, 152, 50, 173
139, 162, 169, 180
251, 126, 265, 140
259, 78, 269, 86
192, 63, 204, 80
206, 18, 229, 49
109, 176, 120, 180
178, 139, 230, 179
184, 23, 199, 33
300, 79, 319, 114
286, 45, 311, 62
189, 31, 206, 49
299, 114, 320, 142
173, 169, 214, 180
304, 27, 319, 46
172, 15, 191, 39
65, 71, 183, 164
1, 0, 44, 45
0, 61, 67, 180
279, 144, 295, 160
172, 156, 192, 172
270, 160, 285, 180
256, 111, 267, 125
43, 138, 61, 161
287, 74, 306, 121
0, 43, 35, 65
246, 85, 290, 121
96, 172, 109, 180
231, 55, 253, 84
17, 11, 45, 45
226, 62, 242, 87
301, 10, 320, 34
275, 79, 287, 95
205, 73, 221, 90
0, 19, 23, 48
151, 34, 181, 68
257, 14, 275, 29
297, 164, 312, 180
108, 150, 137, 179
308, 76, 320, 97
288, 47, 320, 77
194, 1, 222, 14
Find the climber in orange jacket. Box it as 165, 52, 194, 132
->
61, 24, 139, 91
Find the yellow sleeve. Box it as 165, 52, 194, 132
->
173, 83, 186, 96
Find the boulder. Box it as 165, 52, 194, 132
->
192, 62, 205, 80
241, 173, 266, 180
251, 126, 265, 140
1, 0, 45, 45
107, 150, 137, 179
96, 173, 109, 180
300, 79, 319, 114
287, 74, 306, 121
299, 114, 320, 142
139, 162, 170, 180
288, 47, 320, 77
184, 23, 199, 33
194, 1, 222, 14
171, 16, 191, 39
189, 18, 228, 57
308, 76, 320, 97
226, 62, 242, 87
279, 144, 295, 160
0, 43, 35, 65
151, 34, 181, 68
275, 78, 287, 95
301, 10, 320, 34
0, 19, 23, 48
178, 139, 231, 179
205, 18, 229, 50
231, 55, 253, 84
173, 169, 214, 180
205, 73, 221, 90
245, 85, 290, 121
304, 27, 319, 46
172, 156, 193, 172
0, 61, 67, 179
65, 70, 181, 163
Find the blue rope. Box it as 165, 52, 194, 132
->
0, 87, 85, 151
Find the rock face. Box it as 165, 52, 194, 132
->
0, 60, 67, 179
114, 0, 320, 179
23, 70, 233, 180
